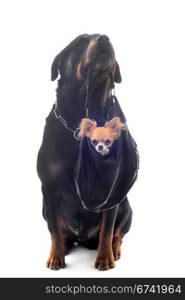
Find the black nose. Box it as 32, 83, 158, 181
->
98, 145, 104, 151
97, 35, 109, 42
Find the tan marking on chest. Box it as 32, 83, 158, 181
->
58, 217, 79, 236
87, 223, 101, 239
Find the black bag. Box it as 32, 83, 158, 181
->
74, 96, 139, 212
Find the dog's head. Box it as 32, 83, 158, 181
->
78, 117, 125, 155
51, 34, 122, 86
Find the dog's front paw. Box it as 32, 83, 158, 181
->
46, 255, 65, 270
112, 235, 122, 261
95, 252, 115, 271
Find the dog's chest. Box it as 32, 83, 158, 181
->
60, 201, 102, 240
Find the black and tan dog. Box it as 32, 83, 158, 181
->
37, 34, 134, 271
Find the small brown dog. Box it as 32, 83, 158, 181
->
78, 117, 126, 155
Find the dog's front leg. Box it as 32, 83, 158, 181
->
95, 206, 118, 271
46, 232, 65, 270
42, 185, 65, 270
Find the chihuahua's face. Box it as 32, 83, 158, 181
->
78, 117, 125, 155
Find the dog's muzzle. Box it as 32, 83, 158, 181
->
95, 144, 109, 155
95, 53, 113, 71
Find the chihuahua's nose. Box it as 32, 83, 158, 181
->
98, 144, 104, 151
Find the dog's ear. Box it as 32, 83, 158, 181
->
114, 61, 122, 83
51, 51, 65, 81
51, 35, 84, 81
105, 117, 125, 137
78, 119, 97, 138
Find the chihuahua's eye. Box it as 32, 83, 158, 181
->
104, 139, 111, 146
91, 139, 98, 146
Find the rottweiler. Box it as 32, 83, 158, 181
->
37, 34, 135, 271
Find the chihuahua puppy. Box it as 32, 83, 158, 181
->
78, 117, 126, 155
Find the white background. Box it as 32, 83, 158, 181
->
0, 0, 185, 277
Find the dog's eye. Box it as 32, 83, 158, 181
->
91, 139, 98, 146
104, 139, 111, 146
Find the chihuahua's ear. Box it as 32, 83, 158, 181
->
78, 119, 97, 138
105, 117, 125, 137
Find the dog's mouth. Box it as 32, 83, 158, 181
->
95, 145, 110, 156
99, 148, 110, 156
80, 55, 114, 80
93, 52, 114, 72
